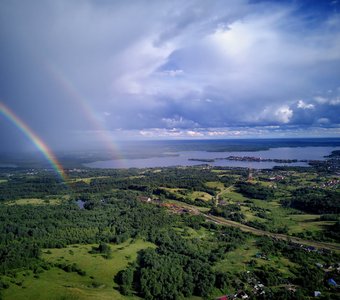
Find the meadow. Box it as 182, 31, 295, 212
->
3, 239, 154, 300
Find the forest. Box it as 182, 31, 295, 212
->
0, 164, 339, 299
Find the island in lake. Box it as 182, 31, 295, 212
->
190, 155, 304, 163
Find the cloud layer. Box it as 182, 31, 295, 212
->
0, 0, 339, 150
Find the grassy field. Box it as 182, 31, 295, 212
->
204, 181, 225, 190
219, 187, 249, 203
160, 187, 214, 203
214, 239, 258, 274
3, 239, 155, 300
214, 238, 296, 276
174, 226, 212, 240
161, 187, 187, 196
212, 238, 296, 298
188, 191, 213, 201
68, 176, 111, 184
5, 198, 61, 206
287, 214, 335, 234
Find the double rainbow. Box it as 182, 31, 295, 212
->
45, 63, 124, 167
0, 102, 67, 181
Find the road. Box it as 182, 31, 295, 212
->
203, 213, 340, 252
168, 200, 340, 252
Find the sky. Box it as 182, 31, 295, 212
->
0, 0, 340, 152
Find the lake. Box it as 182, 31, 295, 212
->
84, 146, 339, 169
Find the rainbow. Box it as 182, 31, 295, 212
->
0, 102, 67, 181
45, 63, 124, 167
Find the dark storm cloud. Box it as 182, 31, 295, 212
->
0, 0, 339, 150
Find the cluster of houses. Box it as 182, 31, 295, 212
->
268, 175, 285, 181
296, 244, 332, 255
217, 291, 249, 300
320, 178, 339, 189
315, 261, 340, 274
215, 242, 339, 300
26, 171, 38, 175
68, 168, 85, 173
216, 271, 266, 300
313, 277, 339, 298
216, 272, 339, 300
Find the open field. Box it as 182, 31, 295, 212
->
214, 238, 296, 276
3, 239, 155, 300
288, 218, 335, 234
160, 187, 214, 203
5, 198, 61, 206
219, 187, 249, 203
205, 181, 225, 190
68, 176, 111, 184
188, 191, 213, 201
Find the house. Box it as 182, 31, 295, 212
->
254, 283, 264, 289
253, 283, 265, 296
285, 285, 297, 292
137, 196, 152, 203
269, 175, 285, 181
234, 291, 249, 299
314, 291, 321, 297
328, 278, 337, 287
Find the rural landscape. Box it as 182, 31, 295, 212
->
0, 144, 339, 300
1, 0, 340, 299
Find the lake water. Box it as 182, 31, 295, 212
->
84, 146, 339, 170
0, 163, 17, 168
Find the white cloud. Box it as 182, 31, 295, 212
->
126, 125, 340, 140
330, 97, 340, 106
161, 69, 184, 77
207, 130, 241, 136
274, 106, 293, 123
314, 96, 328, 104
248, 105, 293, 125
186, 130, 204, 137
317, 118, 330, 124
313, 95, 340, 106
161, 115, 199, 128
297, 100, 315, 110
